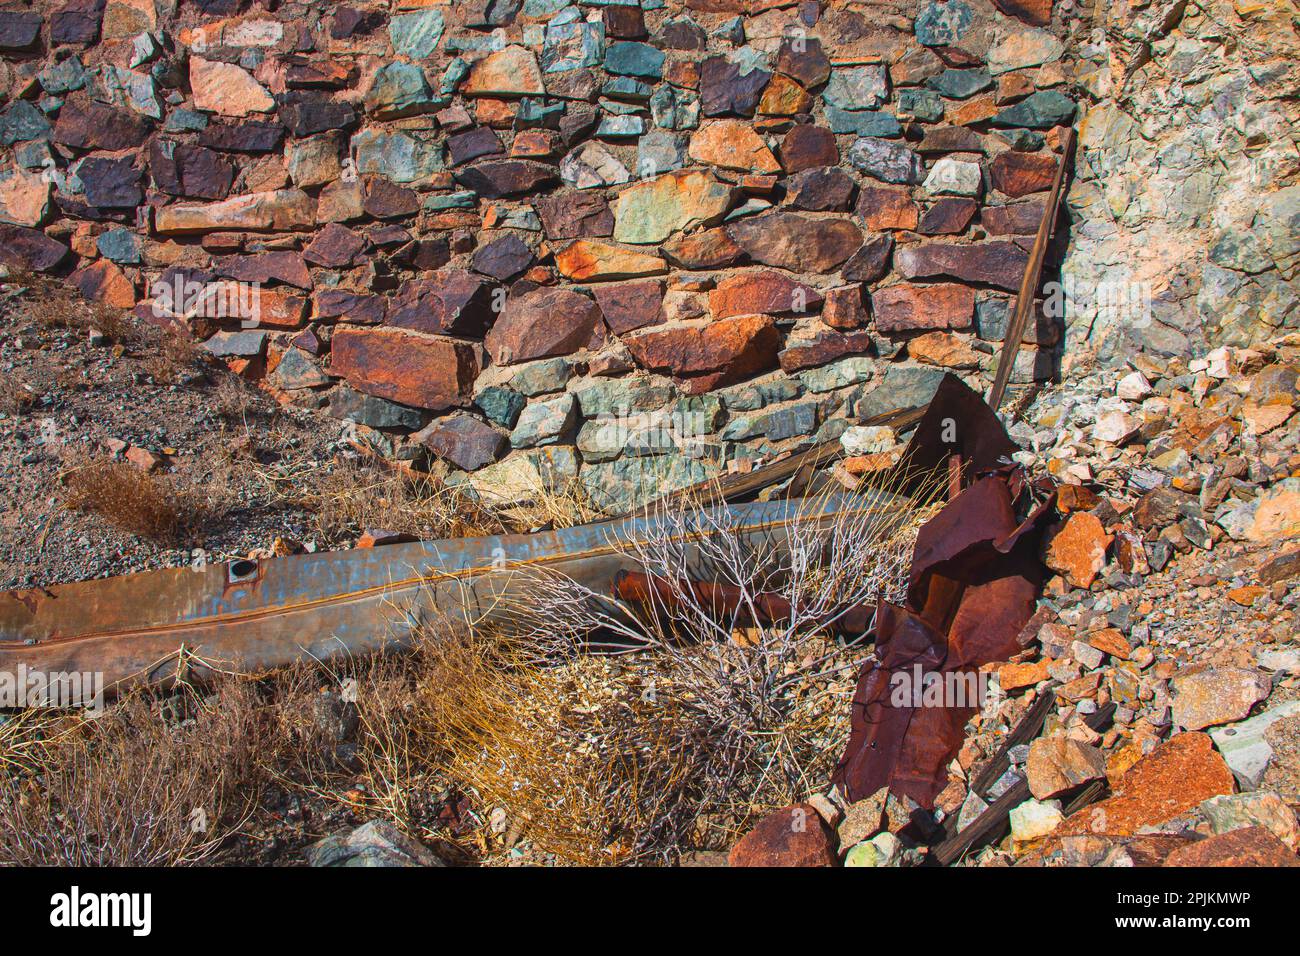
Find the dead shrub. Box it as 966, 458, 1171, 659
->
0, 681, 270, 867
0, 375, 35, 415
450, 478, 943, 863
63, 459, 203, 543
140, 326, 205, 385
274, 459, 507, 545
85, 302, 138, 346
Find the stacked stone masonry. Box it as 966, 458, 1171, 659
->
0, 0, 1089, 509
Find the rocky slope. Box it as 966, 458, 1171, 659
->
730, 337, 1300, 867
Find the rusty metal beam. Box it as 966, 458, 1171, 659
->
0, 491, 903, 703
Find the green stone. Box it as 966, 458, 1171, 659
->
389, 9, 445, 59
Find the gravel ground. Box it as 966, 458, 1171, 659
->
0, 288, 349, 590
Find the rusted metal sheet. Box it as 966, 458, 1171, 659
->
0, 492, 901, 704
833, 375, 1057, 809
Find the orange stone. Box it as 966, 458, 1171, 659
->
856, 184, 919, 231
1061, 733, 1235, 837
1226, 585, 1266, 607
1000, 658, 1051, 693
1164, 827, 1300, 867
758, 73, 813, 116
1043, 512, 1112, 588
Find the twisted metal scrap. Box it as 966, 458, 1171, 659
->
833, 375, 1058, 809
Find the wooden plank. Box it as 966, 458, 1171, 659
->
651, 403, 926, 509
929, 696, 1116, 865
986, 127, 1077, 411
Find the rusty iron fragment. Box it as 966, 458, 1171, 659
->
833, 375, 1057, 810
612, 570, 875, 638
0, 492, 902, 704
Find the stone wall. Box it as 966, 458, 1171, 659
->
0, 0, 1081, 510
1063, 0, 1299, 367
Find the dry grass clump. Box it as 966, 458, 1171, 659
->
140, 326, 204, 385
0, 681, 270, 866
270, 459, 508, 545
63, 459, 204, 543
415, 479, 941, 864
0, 375, 35, 416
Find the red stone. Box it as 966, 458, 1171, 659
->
786, 166, 856, 212
775, 37, 831, 88
70, 259, 136, 309
362, 176, 420, 219
304, 223, 366, 268
1043, 511, 1112, 588
0, 225, 70, 272
823, 285, 869, 330
331, 326, 478, 411
709, 270, 823, 320
990, 151, 1058, 198
216, 251, 312, 290
779, 124, 839, 172
535, 191, 614, 240
842, 235, 894, 283
625, 313, 780, 392
918, 198, 979, 235
149, 142, 235, 201
52, 95, 150, 151
982, 200, 1047, 235
1164, 827, 1300, 867
591, 280, 665, 335
1061, 733, 1236, 838
992, 0, 1053, 27
661, 226, 745, 269
728, 803, 837, 867
454, 160, 559, 199
779, 327, 876, 372
485, 287, 604, 365
727, 212, 862, 273
895, 241, 1029, 291
856, 185, 919, 231
388, 271, 498, 338
872, 283, 975, 332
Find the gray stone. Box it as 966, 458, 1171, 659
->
510, 393, 577, 448
580, 454, 711, 512
720, 376, 803, 412
824, 65, 889, 111
202, 330, 267, 358
475, 385, 527, 429
508, 357, 575, 396
650, 84, 699, 130
847, 137, 923, 185
721, 401, 819, 442
799, 357, 877, 393
353, 128, 444, 183
1209, 701, 1300, 790
389, 9, 445, 59
914, 1, 973, 47
993, 91, 1076, 130
855, 366, 946, 417
927, 68, 992, 100
307, 820, 444, 868
574, 378, 675, 417
826, 108, 901, 138
330, 386, 425, 430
